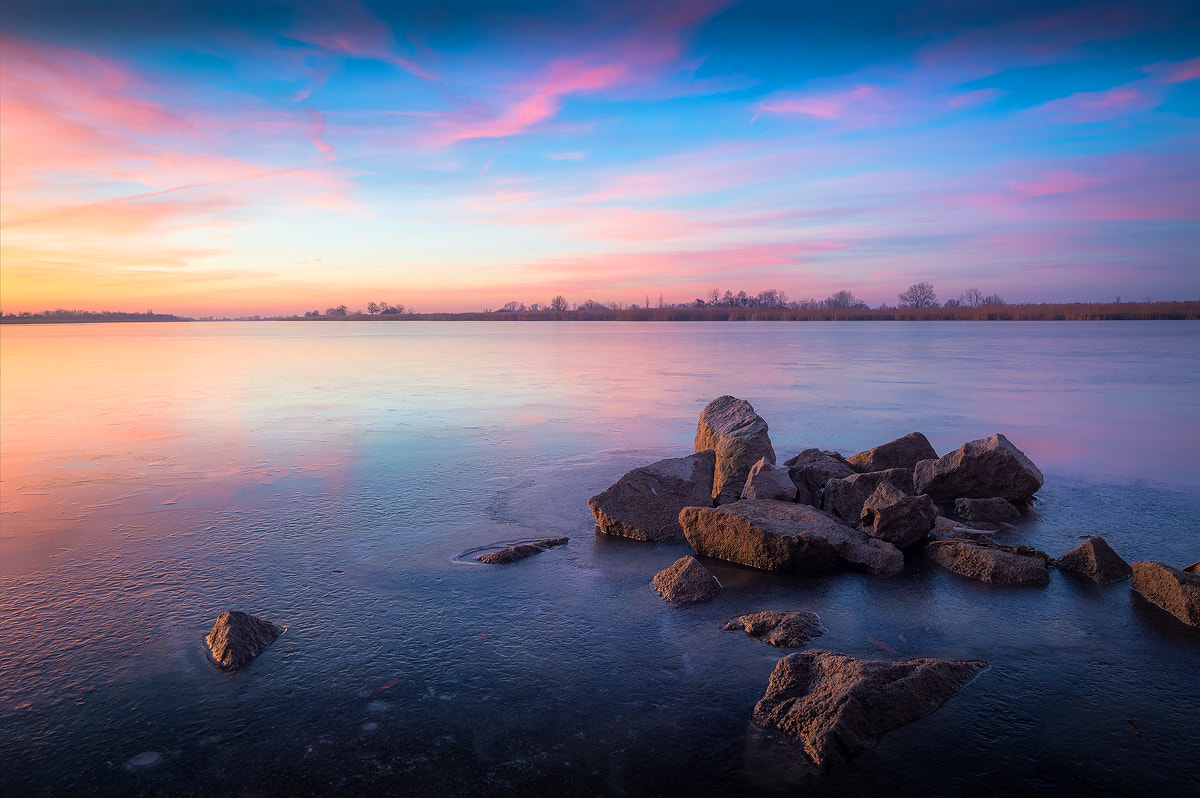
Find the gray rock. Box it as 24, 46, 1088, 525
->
847, 432, 938, 473
925, 540, 1050, 585
723, 610, 825, 647
914, 433, 1043, 504
752, 649, 987, 771
1131, 561, 1200, 628
821, 468, 914, 524
652, 555, 721, 604
679, 499, 903, 575
695, 396, 776, 504
475, 537, 568, 564
954, 497, 1020, 523
860, 481, 937, 548
742, 457, 798, 501
588, 450, 715, 542
205, 610, 284, 670
929, 516, 995, 544
784, 449, 855, 506
1054, 537, 1131, 584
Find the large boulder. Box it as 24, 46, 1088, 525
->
820, 468, 914, 524
1131, 561, 1200, 628
954, 497, 1020, 524
752, 649, 987, 771
847, 432, 938, 473
695, 396, 776, 504
914, 434, 1043, 503
742, 457, 798, 501
860, 482, 937, 548
723, 610, 824, 648
1054, 537, 1131, 584
205, 610, 284, 670
679, 499, 903, 575
925, 540, 1050, 585
652, 555, 721, 604
475, 537, 568, 564
784, 449, 855, 506
588, 450, 715, 542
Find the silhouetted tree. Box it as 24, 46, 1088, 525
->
981, 294, 1005, 306
367, 302, 380, 315
549, 295, 569, 312
325, 305, 348, 316
959, 287, 983, 308
899, 282, 938, 308
824, 290, 868, 309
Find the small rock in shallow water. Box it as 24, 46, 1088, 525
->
205, 610, 284, 670
723, 610, 824, 647
474, 537, 568, 564
1055, 537, 1131, 584
652, 555, 720, 604
1131, 561, 1200, 628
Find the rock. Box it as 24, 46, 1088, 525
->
695, 396, 776, 504
860, 482, 937, 548
820, 468, 914, 524
652, 555, 721, 604
723, 610, 825, 647
1131, 561, 1200, 628
475, 537, 569, 564
205, 610, 284, 670
588, 450, 715, 542
1186, 561, 1200, 575
680, 499, 903, 575
925, 540, 1050, 585
847, 432, 938, 473
1054, 538, 1131, 584
742, 457, 798, 501
954, 497, 1020, 524
914, 433, 1043, 504
929, 516, 995, 544
752, 649, 987, 771
784, 449, 855, 506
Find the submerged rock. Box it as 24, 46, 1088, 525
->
821, 468, 914, 524
723, 610, 824, 648
1054, 538, 1131, 584
475, 537, 569, 564
1131, 561, 1200, 628
784, 449, 855, 506
205, 610, 284, 670
929, 516, 995, 544
695, 396, 776, 504
860, 481, 937, 548
954, 496, 1020, 524
914, 433, 1043, 504
847, 432, 938, 473
588, 450, 715, 542
652, 555, 721, 604
925, 540, 1050, 585
680, 499, 903, 575
742, 457, 798, 501
752, 649, 987, 771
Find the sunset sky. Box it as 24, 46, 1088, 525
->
2, 0, 1198, 315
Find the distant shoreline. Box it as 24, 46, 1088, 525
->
3, 301, 1198, 324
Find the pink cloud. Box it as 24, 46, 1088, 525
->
1141, 56, 1200, 85
757, 85, 881, 121
1032, 85, 1159, 124
288, 0, 432, 79
949, 88, 1004, 109
1005, 169, 1098, 197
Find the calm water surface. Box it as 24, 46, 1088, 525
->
1, 321, 1198, 796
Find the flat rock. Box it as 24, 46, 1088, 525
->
652, 555, 720, 604
205, 610, 284, 670
695, 396, 776, 504
954, 496, 1020, 524
914, 433, 1043, 504
588, 450, 715, 542
1131, 561, 1200, 628
680, 499, 903, 575
1054, 537, 1131, 584
860, 481, 937, 548
475, 537, 569, 564
925, 540, 1050, 585
847, 432, 938, 473
742, 457, 798, 501
723, 610, 825, 647
752, 649, 987, 771
821, 468, 914, 524
784, 449, 855, 506
929, 516, 995, 544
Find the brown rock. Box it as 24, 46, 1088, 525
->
784, 449, 855, 506
954, 497, 1020, 524
1131, 561, 1200, 628
752, 649, 987, 771
205, 610, 284, 670
742, 457, 798, 501
860, 482, 937, 548
847, 432, 938, 473
475, 537, 569, 564
929, 516, 995, 544
925, 540, 1050, 585
821, 468, 914, 524
723, 610, 825, 647
652, 555, 721, 604
1054, 537, 1131, 584
914, 433, 1043, 503
680, 499, 903, 575
588, 450, 715, 542
695, 396, 776, 504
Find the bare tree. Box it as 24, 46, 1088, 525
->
367, 302, 380, 315
549, 295, 569, 312
959, 288, 983, 308
981, 294, 1005, 306
824, 290, 867, 309
898, 282, 938, 308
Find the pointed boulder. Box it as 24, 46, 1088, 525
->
695, 396, 776, 504
1054, 537, 1131, 584
205, 610, 283, 670
652, 555, 721, 604
914, 433, 1043, 504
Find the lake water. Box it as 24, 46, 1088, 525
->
1, 321, 1198, 796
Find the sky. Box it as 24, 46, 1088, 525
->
1, 0, 1198, 316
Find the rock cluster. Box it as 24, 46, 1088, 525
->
475, 537, 569, 564
205, 610, 284, 670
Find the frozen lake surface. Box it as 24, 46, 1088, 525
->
2, 320, 1198, 795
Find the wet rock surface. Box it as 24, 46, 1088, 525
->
742, 457, 798, 501
652, 555, 721, 604
694, 396, 776, 504
1054, 537, 1131, 584
475, 537, 569, 564
929, 516, 996, 544
925, 539, 1051, 585
205, 610, 284, 670
752, 649, 987, 771
588, 450, 715, 541
1131, 561, 1200, 628
860, 481, 937, 548
915, 433, 1043, 503
723, 610, 824, 647
847, 432, 937, 473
